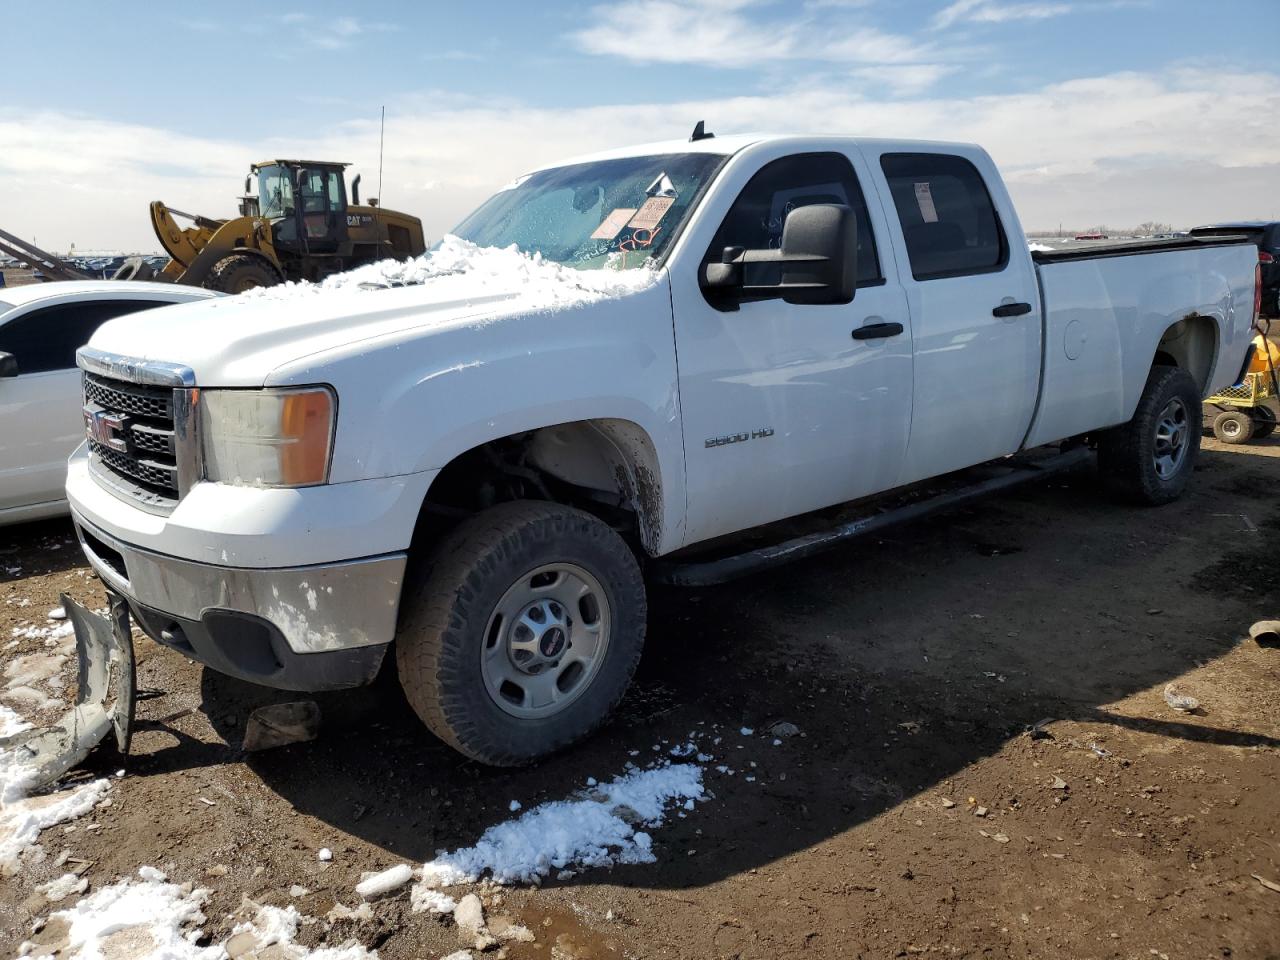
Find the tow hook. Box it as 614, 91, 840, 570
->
0, 593, 135, 790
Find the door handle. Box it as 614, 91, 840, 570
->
992, 302, 1032, 318
851, 321, 904, 340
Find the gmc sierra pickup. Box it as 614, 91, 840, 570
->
66, 133, 1261, 765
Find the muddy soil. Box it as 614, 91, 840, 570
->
3, 434, 1279, 959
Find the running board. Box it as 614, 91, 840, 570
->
653, 446, 1093, 587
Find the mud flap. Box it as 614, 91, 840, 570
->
0, 593, 135, 790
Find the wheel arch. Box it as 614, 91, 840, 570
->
1153, 313, 1219, 395
416, 417, 673, 558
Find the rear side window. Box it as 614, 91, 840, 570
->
0, 299, 166, 375
707, 152, 882, 289
880, 153, 1007, 280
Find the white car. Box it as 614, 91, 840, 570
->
0, 280, 220, 525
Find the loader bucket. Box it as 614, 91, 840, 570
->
0, 594, 135, 790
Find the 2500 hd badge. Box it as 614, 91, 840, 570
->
706, 427, 775, 448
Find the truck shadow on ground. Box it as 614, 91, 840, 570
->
191, 444, 1280, 889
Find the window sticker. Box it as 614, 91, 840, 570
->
591, 208, 638, 241
627, 196, 675, 231
914, 181, 939, 223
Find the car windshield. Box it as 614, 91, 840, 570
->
258, 165, 295, 220
449, 153, 725, 270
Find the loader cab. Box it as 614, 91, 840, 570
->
254, 160, 350, 256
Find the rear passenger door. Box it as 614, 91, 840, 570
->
870, 150, 1042, 485
670, 148, 914, 547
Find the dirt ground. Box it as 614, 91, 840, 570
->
3, 432, 1279, 960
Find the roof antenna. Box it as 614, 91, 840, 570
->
689, 120, 714, 142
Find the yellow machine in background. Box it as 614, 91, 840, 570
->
122, 160, 426, 293
1206, 330, 1280, 443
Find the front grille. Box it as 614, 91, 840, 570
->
83, 372, 180, 503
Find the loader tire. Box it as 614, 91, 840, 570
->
206, 254, 279, 294
1098, 364, 1200, 505
395, 501, 646, 766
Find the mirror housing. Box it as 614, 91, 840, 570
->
702, 203, 857, 306
0, 352, 18, 378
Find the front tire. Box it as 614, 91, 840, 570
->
205, 254, 280, 293
1098, 365, 1201, 505
395, 501, 646, 766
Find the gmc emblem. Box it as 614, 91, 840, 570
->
83, 406, 129, 453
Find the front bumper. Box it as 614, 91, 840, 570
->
72, 512, 406, 691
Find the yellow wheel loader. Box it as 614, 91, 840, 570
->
123, 160, 426, 292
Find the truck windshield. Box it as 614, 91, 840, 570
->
258, 165, 295, 220
449, 153, 725, 270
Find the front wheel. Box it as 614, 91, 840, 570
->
1098, 365, 1201, 505
395, 501, 646, 765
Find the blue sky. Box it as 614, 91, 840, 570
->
2, 0, 1277, 249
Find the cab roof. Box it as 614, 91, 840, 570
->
533, 133, 984, 174
252, 160, 351, 170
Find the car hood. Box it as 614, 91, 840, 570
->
86, 259, 659, 387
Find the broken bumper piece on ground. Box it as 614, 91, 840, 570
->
0, 593, 135, 790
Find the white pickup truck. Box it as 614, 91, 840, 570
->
65, 132, 1260, 765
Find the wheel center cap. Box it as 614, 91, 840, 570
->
540, 627, 566, 658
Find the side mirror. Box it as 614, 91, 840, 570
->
0, 352, 18, 378
702, 204, 857, 306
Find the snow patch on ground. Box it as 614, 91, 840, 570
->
241, 235, 657, 312
40, 868, 378, 960
415, 762, 704, 888
1, 705, 110, 874
1028, 242, 1055, 252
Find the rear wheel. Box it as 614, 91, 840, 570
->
1252, 405, 1276, 439
206, 254, 280, 293
1098, 365, 1201, 504
1212, 409, 1255, 444
395, 501, 646, 765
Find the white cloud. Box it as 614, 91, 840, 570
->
933, 0, 1073, 29
852, 64, 960, 96
571, 0, 937, 68
1, 67, 1276, 253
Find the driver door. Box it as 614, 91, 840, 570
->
670, 149, 914, 548
295, 168, 348, 253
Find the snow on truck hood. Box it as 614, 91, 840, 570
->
86, 238, 658, 387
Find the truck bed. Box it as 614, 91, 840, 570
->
1030, 234, 1251, 264
1024, 235, 1258, 450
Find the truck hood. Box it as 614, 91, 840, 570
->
87, 242, 659, 386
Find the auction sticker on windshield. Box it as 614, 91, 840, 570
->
628, 196, 675, 231
591, 208, 638, 240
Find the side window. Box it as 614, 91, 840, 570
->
0, 300, 166, 375
706, 152, 882, 291
879, 153, 1007, 280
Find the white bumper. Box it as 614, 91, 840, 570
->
66, 443, 437, 568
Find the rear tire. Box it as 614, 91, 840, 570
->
1212, 409, 1255, 444
395, 501, 646, 766
1098, 365, 1200, 504
206, 254, 279, 293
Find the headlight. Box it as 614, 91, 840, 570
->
200, 387, 335, 487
